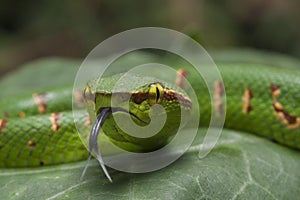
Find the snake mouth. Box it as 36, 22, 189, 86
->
98, 107, 148, 124
121, 109, 149, 125
85, 106, 149, 182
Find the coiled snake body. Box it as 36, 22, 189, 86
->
0, 63, 299, 171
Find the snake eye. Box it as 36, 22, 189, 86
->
149, 83, 164, 105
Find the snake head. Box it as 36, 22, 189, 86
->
83, 73, 192, 152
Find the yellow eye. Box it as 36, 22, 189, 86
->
149, 83, 164, 105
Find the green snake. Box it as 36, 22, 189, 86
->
0, 63, 300, 181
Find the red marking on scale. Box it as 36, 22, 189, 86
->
28, 140, 36, 148
213, 81, 225, 116
270, 84, 300, 129
50, 113, 61, 132
33, 93, 47, 114
176, 69, 188, 89
164, 89, 192, 108
242, 88, 253, 113
0, 119, 7, 133
74, 89, 85, 108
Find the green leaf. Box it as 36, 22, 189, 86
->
0, 58, 81, 98
1, 130, 300, 200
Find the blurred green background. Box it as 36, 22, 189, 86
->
1, 0, 300, 76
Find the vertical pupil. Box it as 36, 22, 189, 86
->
155, 86, 160, 102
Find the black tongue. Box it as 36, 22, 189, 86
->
81, 107, 128, 182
